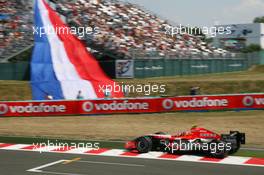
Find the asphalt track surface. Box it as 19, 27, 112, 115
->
1, 150, 264, 175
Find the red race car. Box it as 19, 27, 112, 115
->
125, 127, 245, 158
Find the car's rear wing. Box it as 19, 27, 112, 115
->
221, 131, 245, 144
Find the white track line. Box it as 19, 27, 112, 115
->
27, 159, 66, 173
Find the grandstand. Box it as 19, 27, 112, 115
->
0, 0, 33, 62
54, 0, 235, 59
0, 0, 238, 62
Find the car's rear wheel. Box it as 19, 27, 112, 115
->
228, 141, 240, 154
136, 136, 152, 153
208, 140, 228, 158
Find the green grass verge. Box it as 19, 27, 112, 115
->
234, 149, 264, 158
1, 65, 264, 101
1, 136, 263, 158
117, 65, 264, 97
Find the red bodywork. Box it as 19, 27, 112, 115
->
125, 127, 221, 150
125, 141, 137, 150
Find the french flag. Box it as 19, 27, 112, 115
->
31, 0, 123, 100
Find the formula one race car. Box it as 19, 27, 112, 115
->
125, 127, 245, 158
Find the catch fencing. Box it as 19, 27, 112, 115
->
0, 52, 261, 80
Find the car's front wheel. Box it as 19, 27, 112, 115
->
136, 136, 152, 153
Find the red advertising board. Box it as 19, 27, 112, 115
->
0, 101, 78, 117
161, 94, 264, 111
0, 94, 263, 117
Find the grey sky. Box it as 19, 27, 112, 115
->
121, 0, 264, 27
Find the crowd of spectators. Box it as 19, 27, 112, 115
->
0, 0, 33, 61
55, 0, 235, 59
0, 0, 236, 61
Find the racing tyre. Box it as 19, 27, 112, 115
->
228, 141, 240, 154
228, 131, 243, 154
136, 136, 152, 153
208, 140, 228, 158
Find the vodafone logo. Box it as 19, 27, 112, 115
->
0, 104, 8, 115
82, 101, 94, 112
82, 100, 149, 112
162, 99, 174, 110
162, 97, 228, 109
0, 103, 66, 114
242, 96, 254, 107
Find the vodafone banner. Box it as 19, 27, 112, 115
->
0, 94, 263, 117
0, 101, 77, 117
161, 94, 264, 111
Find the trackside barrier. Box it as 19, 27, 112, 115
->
0, 93, 263, 117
